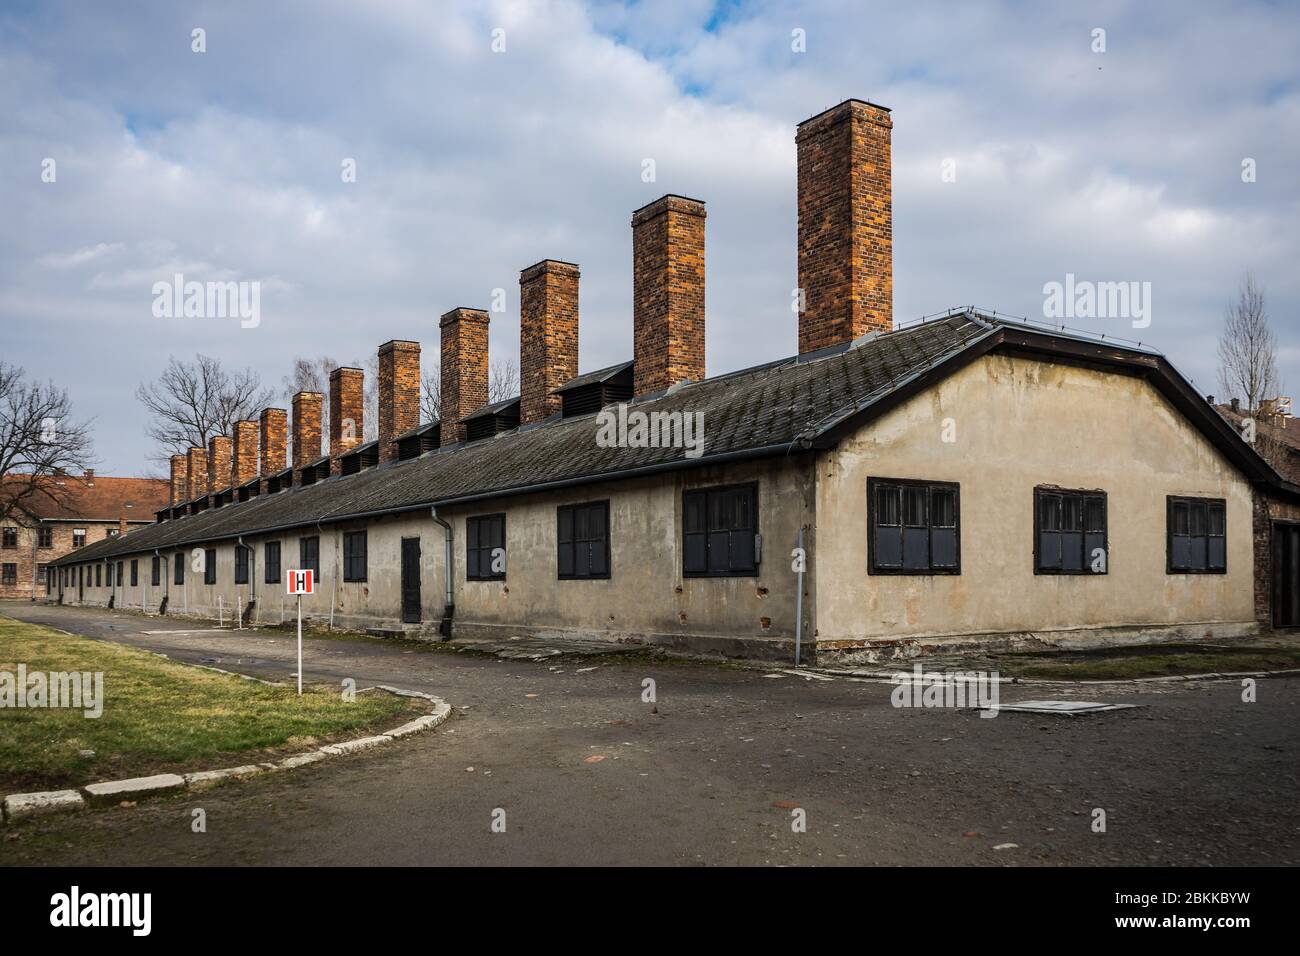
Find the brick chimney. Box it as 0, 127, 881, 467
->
378, 340, 421, 462
232, 420, 259, 486
439, 308, 490, 444
185, 447, 208, 502
329, 366, 365, 473
207, 435, 232, 494
796, 99, 893, 353
169, 454, 187, 506
118, 517, 128, 536
259, 407, 288, 480
632, 194, 705, 396
292, 391, 323, 482
520, 260, 579, 426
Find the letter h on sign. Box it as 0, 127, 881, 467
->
286, 569, 314, 595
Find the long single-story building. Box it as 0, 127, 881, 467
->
48, 99, 1300, 662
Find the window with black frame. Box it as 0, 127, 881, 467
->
869, 478, 960, 574
343, 531, 367, 582
1168, 496, 1226, 573
174, 553, 184, 585
467, 514, 506, 581
151, 555, 161, 586
683, 484, 758, 576
264, 541, 281, 584
557, 501, 609, 579
203, 550, 216, 585
299, 536, 320, 578
130, 559, 139, 587
1035, 488, 1107, 574
234, 545, 249, 584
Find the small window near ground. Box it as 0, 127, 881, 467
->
869, 478, 960, 574
264, 541, 281, 584
343, 531, 367, 582
467, 514, 506, 581
1168, 496, 1226, 573
557, 501, 610, 580
683, 484, 759, 577
300, 536, 320, 578
1035, 488, 1108, 574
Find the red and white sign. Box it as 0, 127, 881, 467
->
286, 569, 314, 595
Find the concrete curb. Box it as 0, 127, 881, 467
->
1, 685, 452, 825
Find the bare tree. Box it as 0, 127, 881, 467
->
136, 354, 273, 462
1217, 274, 1280, 412
420, 357, 519, 423
0, 362, 95, 523
1216, 273, 1288, 472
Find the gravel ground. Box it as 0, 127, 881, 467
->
1, 602, 1296, 866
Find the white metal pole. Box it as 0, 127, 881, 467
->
296, 594, 303, 696
794, 526, 805, 667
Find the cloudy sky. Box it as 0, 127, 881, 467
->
2, 0, 1297, 474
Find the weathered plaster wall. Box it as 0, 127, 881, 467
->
815, 353, 1256, 645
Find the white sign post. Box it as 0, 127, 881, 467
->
285, 569, 314, 695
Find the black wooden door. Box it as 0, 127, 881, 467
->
1274, 524, 1300, 628
401, 537, 421, 624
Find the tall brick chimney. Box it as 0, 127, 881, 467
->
232, 420, 259, 486
292, 391, 323, 482
796, 99, 893, 353
329, 366, 365, 473
632, 194, 705, 396
259, 407, 288, 480
439, 308, 490, 445
519, 260, 579, 426
378, 340, 421, 462
185, 447, 207, 502
207, 435, 232, 494
169, 454, 187, 506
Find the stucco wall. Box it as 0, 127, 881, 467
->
815, 353, 1256, 644
440, 455, 814, 650
53, 456, 817, 654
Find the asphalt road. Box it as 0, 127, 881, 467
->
2, 602, 1297, 866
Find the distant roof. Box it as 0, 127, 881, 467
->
461, 396, 520, 423
5, 474, 169, 523
554, 361, 634, 394
52, 311, 1297, 565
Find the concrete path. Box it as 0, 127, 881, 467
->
1, 602, 1296, 866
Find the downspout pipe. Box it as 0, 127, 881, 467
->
430, 506, 453, 637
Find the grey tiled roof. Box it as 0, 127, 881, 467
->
57, 313, 998, 563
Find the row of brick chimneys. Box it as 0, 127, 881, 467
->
165, 98, 893, 509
